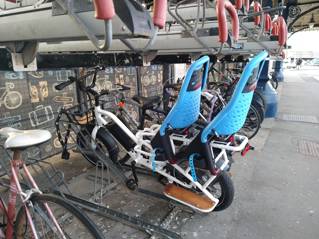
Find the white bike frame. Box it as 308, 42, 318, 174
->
92, 105, 249, 212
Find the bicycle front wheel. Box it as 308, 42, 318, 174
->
14, 193, 104, 239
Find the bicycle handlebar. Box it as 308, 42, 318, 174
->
55, 66, 105, 91
98, 85, 131, 96
55, 76, 76, 91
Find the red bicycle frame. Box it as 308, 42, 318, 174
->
0, 150, 65, 239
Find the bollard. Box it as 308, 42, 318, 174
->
256, 60, 278, 118
272, 60, 284, 82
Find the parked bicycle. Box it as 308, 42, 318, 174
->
202, 62, 266, 139
55, 66, 166, 165
55, 51, 268, 213
0, 127, 104, 238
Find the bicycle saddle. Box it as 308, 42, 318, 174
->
132, 95, 161, 109
0, 127, 51, 150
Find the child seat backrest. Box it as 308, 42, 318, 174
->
160, 56, 210, 136
201, 50, 268, 142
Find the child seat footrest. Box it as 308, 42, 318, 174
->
164, 184, 217, 213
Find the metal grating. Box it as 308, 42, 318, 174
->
278, 114, 319, 124
297, 139, 319, 158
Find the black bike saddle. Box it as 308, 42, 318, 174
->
132, 95, 161, 109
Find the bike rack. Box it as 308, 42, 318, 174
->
239, 5, 286, 55
53, 102, 197, 238
0, 0, 287, 63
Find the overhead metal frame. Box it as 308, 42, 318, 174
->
0, 0, 286, 68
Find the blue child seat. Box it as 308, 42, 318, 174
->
201, 50, 268, 143
160, 56, 210, 136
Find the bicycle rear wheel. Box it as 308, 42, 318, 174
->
238, 104, 261, 139
14, 193, 104, 239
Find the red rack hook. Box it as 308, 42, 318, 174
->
216, 0, 239, 43
271, 20, 279, 36
93, 0, 115, 20
153, 0, 168, 29
264, 13, 271, 32
245, 0, 250, 13
254, 1, 262, 26
280, 50, 286, 59
235, 0, 243, 10
278, 16, 287, 46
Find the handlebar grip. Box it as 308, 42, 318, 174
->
99, 89, 110, 96
120, 85, 131, 91
115, 84, 131, 91
55, 79, 75, 91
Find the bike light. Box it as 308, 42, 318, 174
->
118, 101, 125, 108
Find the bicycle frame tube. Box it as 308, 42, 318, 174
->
5, 151, 66, 239
23, 162, 66, 238
95, 106, 138, 144
6, 151, 37, 239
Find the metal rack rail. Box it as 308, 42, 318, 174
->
0, 0, 287, 69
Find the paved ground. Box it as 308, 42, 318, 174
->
67, 67, 319, 239
181, 68, 319, 239
2, 68, 319, 238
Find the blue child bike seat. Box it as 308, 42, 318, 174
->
201, 50, 268, 143
160, 56, 210, 136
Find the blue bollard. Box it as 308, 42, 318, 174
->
272, 60, 284, 82
257, 60, 278, 118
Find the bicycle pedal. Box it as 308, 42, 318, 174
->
163, 184, 218, 213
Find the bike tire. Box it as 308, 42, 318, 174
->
77, 125, 119, 167
14, 193, 104, 239
271, 79, 279, 89
211, 171, 234, 211
172, 160, 234, 211
251, 99, 265, 124
253, 91, 266, 108
238, 104, 261, 139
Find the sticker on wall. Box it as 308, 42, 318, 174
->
115, 74, 126, 85
28, 71, 44, 79
104, 67, 114, 74
4, 72, 25, 80
27, 147, 41, 159
0, 82, 23, 110
29, 81, 49, 103
126, 67, 136, 76
0, 113, 22, 129
39, 81, 49, 99
45, 144, 53, 153
53, 93, 74, 108
55, 70, 74, 82
29, 105, 54, 127
142, 75, 151, 87
95, 76, 112, 92
29, 82, 40, 103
